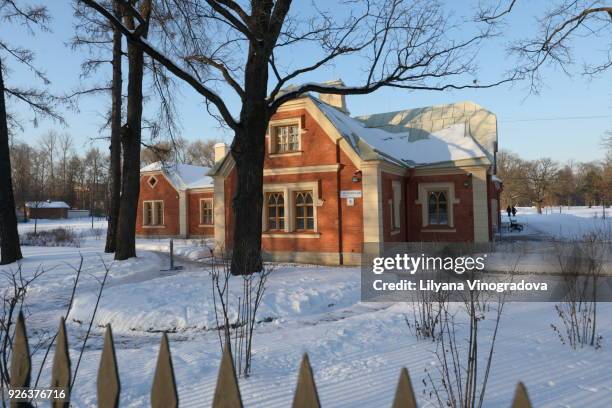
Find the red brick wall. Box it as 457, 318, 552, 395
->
187, 190, 214, 237
136, 173, 180, 236
406, 172, 475, 242
264, 109, 338, 168
224, 109, 364, 257
26, 208, 68, 219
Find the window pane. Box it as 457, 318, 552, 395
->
279, 207, 284, 217
297, 206, 304, 217
306, 206, 313, 217
268, 219, 276, 230
438, 201, 448, 224
428, 200, 437, 224
296, 219, 304, 230
305, 193, 313, 204
278, 194, 284, 204
269, 207, 276, 217
306, 219, 314, 230
279, 219, 285, 229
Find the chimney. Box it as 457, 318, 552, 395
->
317, 79, 349, 113
214, 142, 228, 163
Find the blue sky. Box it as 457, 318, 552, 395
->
2, 1, 611, 162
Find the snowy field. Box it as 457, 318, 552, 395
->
3, 212, 611, 407
500, 206, 611, 240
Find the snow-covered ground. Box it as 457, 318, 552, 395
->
4, 213, 611, 407
500, 206, 611, 240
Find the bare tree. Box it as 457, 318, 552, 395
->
140, 140, 174, 164
114, 0, 152, 260
81, 0, 519, 273
70, 0, 124, 253
526, 158, 558, 214
480, 1, 612, 89
185, 139, 223, 168
0, 1, 61, 265
106, 1, 124, 253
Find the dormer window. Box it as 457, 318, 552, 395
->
273, 124, 299, 153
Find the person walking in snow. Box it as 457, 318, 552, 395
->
511, 205, 517, 217
506, 205, 512, 218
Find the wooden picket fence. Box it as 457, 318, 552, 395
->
7, 312, 534, 407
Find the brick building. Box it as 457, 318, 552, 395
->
136, 91, 502, 265
25, 201, 70, 219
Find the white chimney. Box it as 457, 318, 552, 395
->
318, 79, 349, 113
214, 142, 228, 163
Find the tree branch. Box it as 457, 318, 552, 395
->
80, 0, 239, 130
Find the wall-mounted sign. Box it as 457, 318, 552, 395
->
340, 190, 362, 199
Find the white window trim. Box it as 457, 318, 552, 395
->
143, 200, 164, 227
264, 191, 286, 231
262, 182, 321, 235
147, 176, 158, 189
415, 182, 460, 229
199, 198, 214, 226
266, 118, 305, 156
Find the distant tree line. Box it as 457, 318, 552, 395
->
497, 141, 612, 214
9, 131, 220, 218
10, 131, 108, 218
140, 137, 221, 167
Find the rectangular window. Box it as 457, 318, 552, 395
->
200, 199, 213, 225
391, 181, 401, 230
273, 124, 299, 153
143, 200, 164, 226
144, 202, 153, 226
294, 191, 314, 231
427, 191, 448, 225
266, 192, 285, 230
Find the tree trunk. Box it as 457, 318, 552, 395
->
0, 59, 23, 265
229, 42, 270, 275
230, 127, 266, 274
105, 2, 123, 253
114, 17, 146, 261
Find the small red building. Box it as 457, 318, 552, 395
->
25, 201, 70, 219
137, 90, 502, 265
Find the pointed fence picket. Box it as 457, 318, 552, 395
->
6, 315, 534, 408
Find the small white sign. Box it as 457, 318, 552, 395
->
340, 190, 362, 199
347, 197, 355, 206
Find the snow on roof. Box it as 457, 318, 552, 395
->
314, 98, 488, 167
355, 100, 497, 163
26, 201, 70, 209
141, 162, 213, 190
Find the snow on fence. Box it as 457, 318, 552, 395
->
9, 312, 533, 407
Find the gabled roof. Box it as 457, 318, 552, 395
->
209, 96, 497, 176
26, 201, 70, 209
353, 100, 497, 166
141, 162, 213, 190
314, 98, 489, 167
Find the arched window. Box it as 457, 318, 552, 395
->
266, 192, 285, 230
295, 191, 314, 230
428, 191, 448, 225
